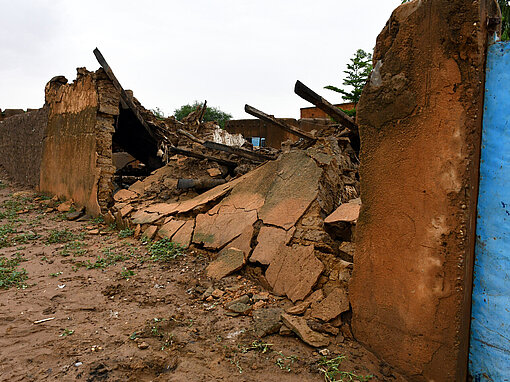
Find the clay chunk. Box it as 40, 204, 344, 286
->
281, 313, 330, 348
310, 287, 350, 322
206, 248, 245, 280
265, 245, 324, 302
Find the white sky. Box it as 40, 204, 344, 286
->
0, 1, 399, 119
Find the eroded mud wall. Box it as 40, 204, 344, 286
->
350, 0, 496, 380
40, 69, 119, 215
0, 107, 48, 186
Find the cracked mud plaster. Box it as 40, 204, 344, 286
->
351, 0, 493, 380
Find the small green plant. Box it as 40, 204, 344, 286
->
0, 223, 15, 248
147, 239, 183, 262
60, 240, 87, 257
241, 340, 273, 354
275, 352, 298, 372
129, 331, 140, 340
86, 246, 130, 269
60, 328, 74, 337
0, 254, 28, 289
120, 267, 135, 279
160, 334, 175, 350
91, 216, 104, 225
229, 357, 243, 374
49, 271, 63, 277
151, 107, 166, 120
118, 228, 135, 238
0, 196, 36, 222
46, 229, 82, 244
12, 232, 40, 245
318, 356, 373, 382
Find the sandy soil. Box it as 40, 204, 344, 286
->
0, 169, 395, 382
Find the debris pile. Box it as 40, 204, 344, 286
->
110, 130, 359, 347
1, 48, 362, 349
91, 44, 362, 347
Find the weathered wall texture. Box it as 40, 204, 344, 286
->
0, 109, 26, 121
39, 69, 119, 215
350, 0, 496, 381
0, 107, 48, 186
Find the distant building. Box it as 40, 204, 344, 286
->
225, 117, 331, 149
225, 103, 355, 149
300, 102, 355, 119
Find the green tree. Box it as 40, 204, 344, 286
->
174, 101, 232, 129
324, 49, 373, 105
499, 0, 510, 41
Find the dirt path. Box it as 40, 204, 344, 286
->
0, 169, 394, 382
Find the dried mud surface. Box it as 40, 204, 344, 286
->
0, 167, 391, 382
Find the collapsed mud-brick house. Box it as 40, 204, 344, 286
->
1, 0, 508, 379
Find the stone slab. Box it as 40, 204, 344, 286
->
253, 308, 283, 337
171, 220, 194, 248
158, 219, 186, 239
206, 248, 245, 280
143, 225, 158, 241
324, 203, 360, 224
131, 210, 162, 225
250, 226, 292, 265
193, 209, 257, 250
114, 189, 138, 202
120, 204, 134, 218
265, 245, 324, 302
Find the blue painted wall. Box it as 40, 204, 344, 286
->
469, 41, 510, 381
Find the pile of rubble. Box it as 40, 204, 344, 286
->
106, 114, 359, 347
88, 46, 362, 346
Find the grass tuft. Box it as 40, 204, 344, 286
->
147, 239, 183, 262
0, 254, 28, 289
318, 356, 373, 382
46, 229, 82, 244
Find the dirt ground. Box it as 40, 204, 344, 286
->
0, 168, 395, 382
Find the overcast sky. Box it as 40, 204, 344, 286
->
0, 1, 399, 119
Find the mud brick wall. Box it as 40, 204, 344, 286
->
39, 69, 119, 215
0, 107, 48, 186
350, 0, 497, 381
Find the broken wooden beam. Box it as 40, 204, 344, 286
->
294, 80, 357, 133
168, 146, 238, 167
177, 128, 205, 145
244, 104, 316, 142
198, 100, 207, 123
203, 140, 275, 162
93, 48, 157, 140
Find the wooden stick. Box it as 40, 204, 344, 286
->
34, 317, 55, 324
169, 146, 238, 167
294, 80, 358, 133
93, 48, 157, 140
